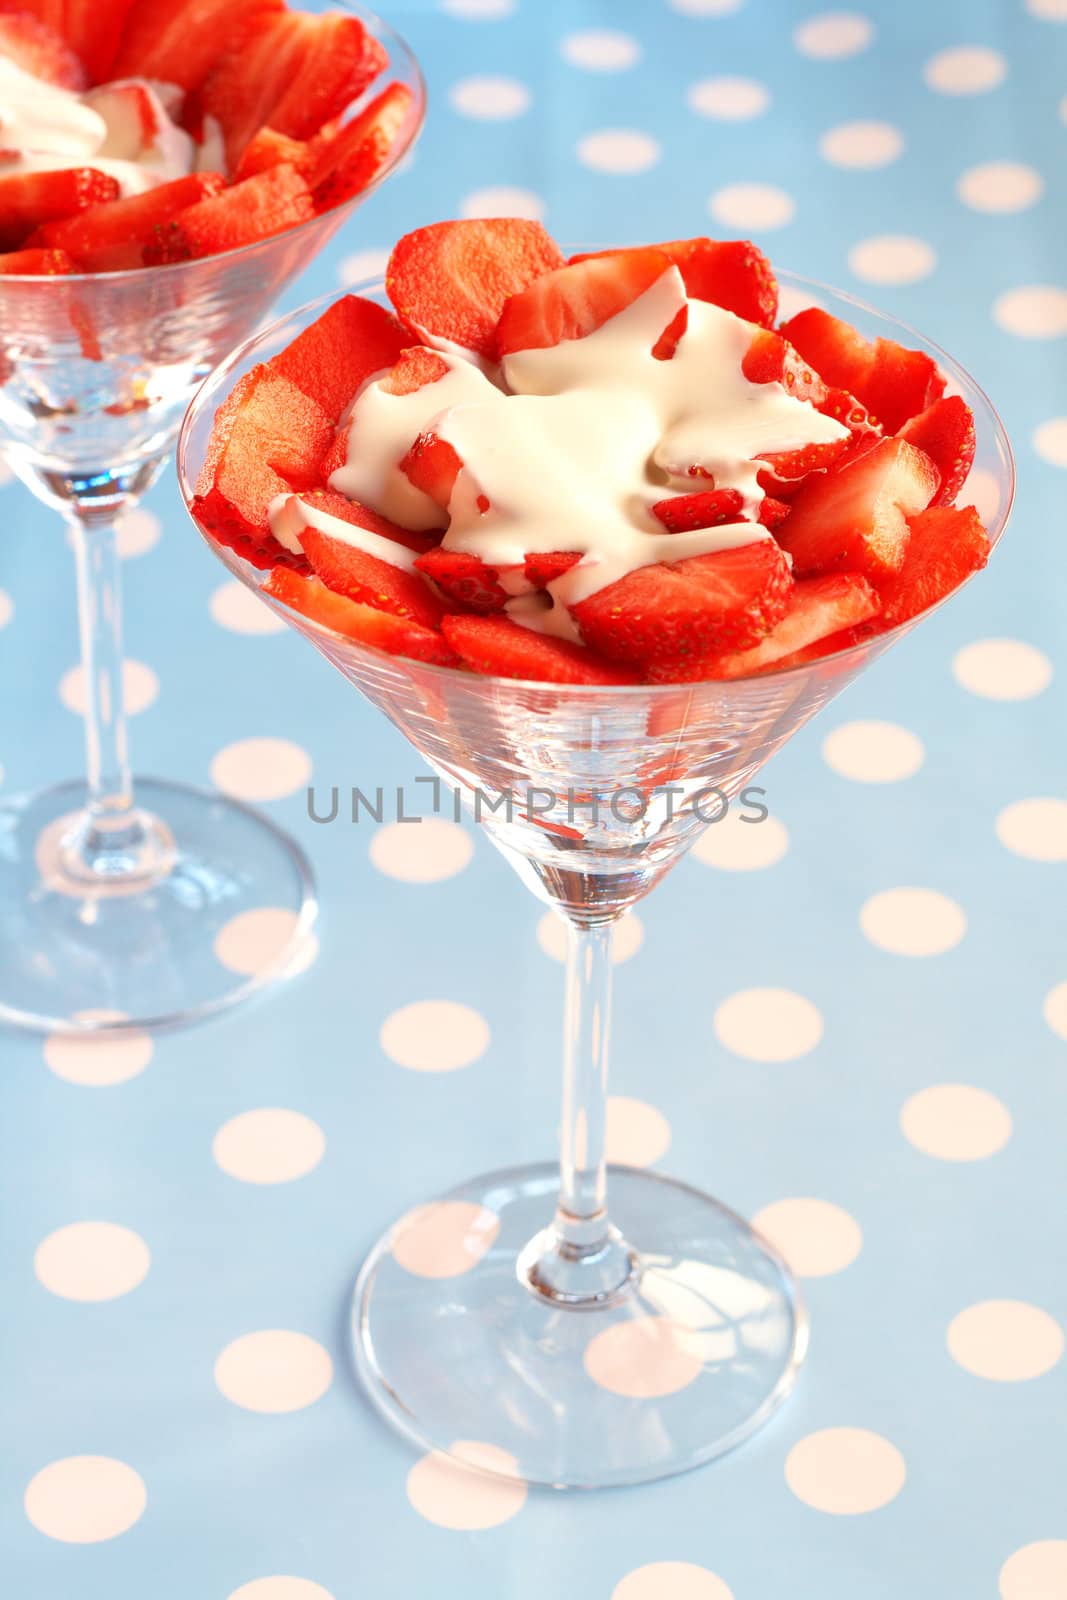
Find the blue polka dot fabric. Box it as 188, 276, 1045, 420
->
3, 2, 1067, 1596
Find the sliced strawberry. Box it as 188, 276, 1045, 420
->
780, 307, 945, 433
652, 488, 745, 533
269, 293, 408, 423
496, 247, 675, 359
311, 82, 415, 211
111, 0, 282, 95
287, 486, 438, 554
42, 0, 136, 84
0, 10, 84, 88
82, 82, 163, 156
0, 245, 73, 273
415, 548, 508, 613
759, 497, 790, 530
233, 126, 317, 185
0, 169, 119, 250
573, 540, 792, 664
400, 431, 465, 510
758, 438, 851, 484
32, 173, 225, 270
300, 526, 445, 629
573, 237, 777, 328
387, 218, 565, 360
777, 437, 939, 580
896, 396, 976, 508
524, 551, 582, 587
442, 614, 639, 685
143, 164, 313, 263
876, 504, 990, 628
380, 345, 450, 396
265, 567, 458, 665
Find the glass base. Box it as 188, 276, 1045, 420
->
0, 777, 317, 1034
352, 1162, 807, 1490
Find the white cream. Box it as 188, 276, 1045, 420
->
269, 493, 419, 571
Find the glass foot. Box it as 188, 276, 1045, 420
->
0, 777, 317, 1034
352, 1162, 807, 1490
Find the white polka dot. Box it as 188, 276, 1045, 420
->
214, 1330, 332, 1412
43, 1010, 153, 1086
1000, 1541, 1067, 1600
953, 638, 1052, 700
786, 1428, 905, 1514
1026, 0, 1067, 17
24, 1457, 146, 1543
214, 908, 313, 977
901, 1084, 1012, 1161
605, 1096, 671, 1166
668, 0, 742, 14
116, 509, 161, 559
536, 910, 644, 963
584, 1316, 703, 1397
1044, 981, 1067, 1041
210, 581, 286, 634
688, 77, 770, 120
391, 1201, 500, 1277
449, 76, 530, 120
948, 1301, 1064, 1381
35, 1222, 149, 1301
958, 161, 1044, 213
693, 811, 789, 870
822, 721, 924, 783
994, 285, 1067, 338
0, 588, 11, 627
613, 1564, 734, 1600
210, 737, 311, 803
776, 285, 825, 320
860, 888, 966, 956
996, 797, 1067, 861
338, 248, 389, 287
213, 1109, 325, 1184
1033, 417, 1067, 467
751, 1198, 862, 1277
578, 130, 661, 175
925, 45, 1006, 95
369, 818, 473, 882
59, 659, 157, 716
715, 988, 823, 1062
228, 1581, 335, 1600
794, 12, 873, 57
560, 30, 640, 71
961, 466, 1004, 524
441, 0, 514, 16
849, 235, 936, 285
380, 1000, 489, 1072
407, 1441, 526, 1528
709, 183, 795, 230
461, 186, 544, 220
1062, 94, 1067, 124
820, 120, 903, 168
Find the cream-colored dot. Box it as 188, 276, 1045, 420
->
820, 120, 903, 168
1026, 0, 1067, 16
605, 1095, 671, 1167
35, 1222, 150, 1301
693, 810, 788, 870
60, 659, 158, 716
996, 797, 1067, 861
24, 1457, 146, 1543
752, 1198, 862, 1277
794, 11, 873, 57
407, 1440, 526, 1527
715, 987, 823, 1062
449, 75, 530, 119
958, 161, 1044, 213
0, 588, 11, 627
822, 720, 924, 782
461, 186, 544, 220
585, 1316, 703, 1397
380, 1000, 489, 1072
849, 235, 936, 285
213, 1109, 325, 1184
369, 818, 473, 882
210, 737, 311, 803
860, 887, 966, 956
391, 1201, 500, 1278
536, 910, 644, 963
948, 1301, 1064, 1381
43, 1010, 153, 1086
116, 509, 161, 558
214, 1330, 332, 1412
901, 1084, 1012, 1161
210, 581, 286, 634
1062, 94, 1067, 123
994, 285, 1067, 338
669, 0, 742, 11
786, 1428, 905, 1513
338, 248, 389, 286
214, 908, 312, 977
710, 182, 795, 230
441, 0, 514, 16
1000, 1540, 1067, 1600
578, 129, 661, 174
1044, 981, 1067, 1041
925, 45, 1006, 94
1033, 417, 1067, 467
688, 77, 770, 120
777, 284, 825, 320
561, 30, 640, 71
961, 466, 1004, 524
953, 638, 1051, 699
228, 1581, 335, 1600
613, 1564, 734, 1600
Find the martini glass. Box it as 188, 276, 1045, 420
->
179, 275, 1013, 1488
0, 5, 424, 1035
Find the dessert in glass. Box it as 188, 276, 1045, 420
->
0, 0, 424, 1033
179, 220, 1014, 1487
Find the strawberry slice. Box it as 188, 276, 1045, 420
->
0, 246, 73, 273
380, 345, 450, 395
759, 497, 790, 530
400, 431, 467, 510
269, 293, 408, 423
286, 486, 438, 555
44, 0, 136, 85
32, 173, 225, 270
524, 551, 582, 587
572, 237, 777, 328
0, 11, 84, 88
111, 0, 281, 94
777, 437, 939, 580
265, 567, 458, 665
652, 488, 745, 533
442, 614, 639, 685
876, 505, 990, 628
496, 247, 675, 359
896, 396, 976, 508
780, 307, 945, 433
387, 218, 565, 360
573, 540, 793, 664
144, 164, 313, 263
415, 548, 508, 613
311, 82, 415, 211
0, 169, 119, 250
233, 126, 317, 185
299, 526, 445, 629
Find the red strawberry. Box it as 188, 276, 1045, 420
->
265, 567, 458, 666
777, 437, 940, 580
415, 548, 508, 612
524, 551, 582, 586
0, 10, 84, 88
759, 497, 790, 530
572, 237, 777, 328
0, 169, 119, 250
442, 614, 639, 685
652, 488, 745, 533
400, 431, 467, 510
269, 293, 408, 423
758, 438, 851, 484
285, 487, 438, 555
49, 0, 135, 84
144, 164, 313, 263
233, 126, 320, 185
876, 504, 990, 628
573, 540, 792, 664
380, 345, 450, 396
311, 83, 415, 211
897, 395, 976, 508
780, 307, 945, 432
387, 218, 565, 360
300, 526, 445, 629
32, 173, 225, 270
496, 247, 675, 359
110, 0, 282, 95
0, 245, 73, 273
